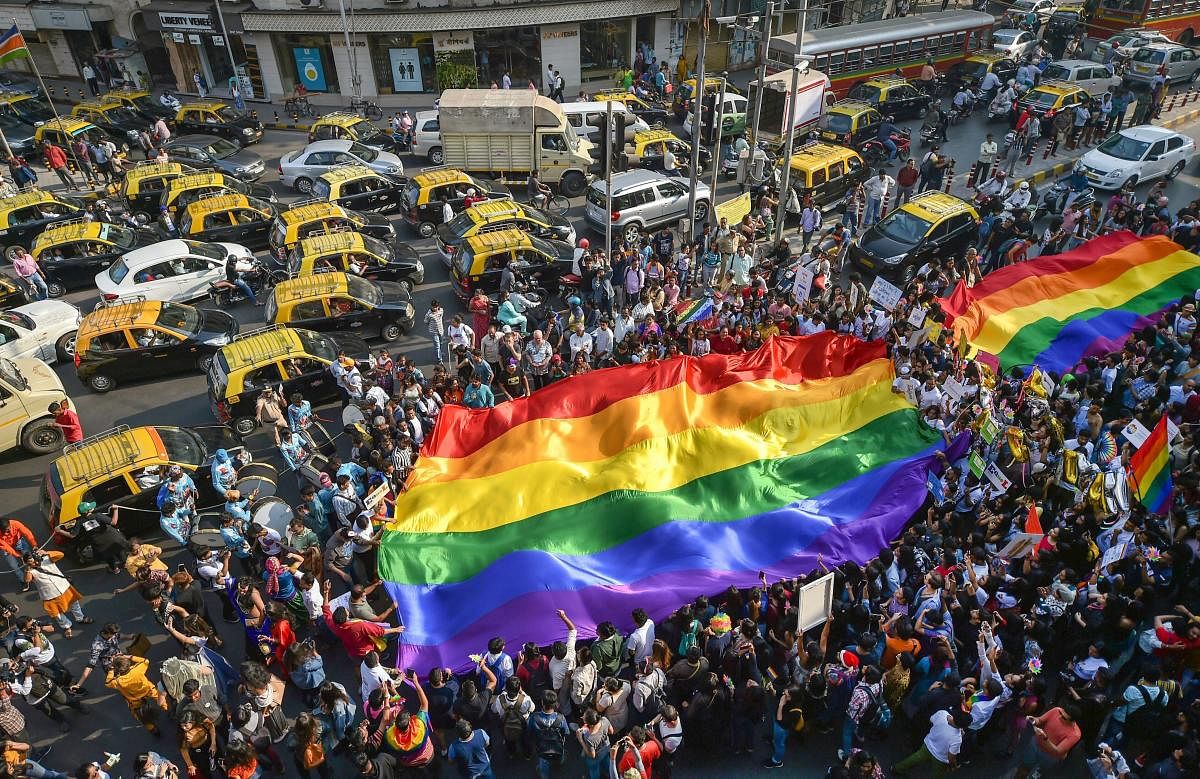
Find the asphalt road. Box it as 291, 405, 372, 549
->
3, 109, 1200, 775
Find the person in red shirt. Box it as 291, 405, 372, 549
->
1014, 705, 1081, 778
616, 726, 662, 778
321, 579, 405, 659
0, 517, 37, 579
41, 141, 76, 190
51, 399, 83, 445
709, 326, 739, 354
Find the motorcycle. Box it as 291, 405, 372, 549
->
207, 257, 284, 306
159, 92, 182, 111
720, 143, 740, 179
987, 93, 1014, 122
861, 129, 912, 166
1034, 177, 1096, 220
918, 114, 946, 148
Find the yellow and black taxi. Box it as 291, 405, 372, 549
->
208, 325, 371, 435
943, 52, 1018, 92
0, 94, 54, 126
174, 192, 279, 251
32, 220, 158, 295
312, 164, 407, 215
266, 272, 414, 342
70, 99, 145, 150
41, 424, 243, 537
0, 274, 27, 309
401, 167, 511, 238
308, 112, 403, 153
74, 297, 237, 393
268, 200, 394, 253
671, 78, 739, 121
849, 191, 980, 283
1018, 79, 1091, 118
1047, 4, 1089, 37
288, 231, 424, 291
787, 141, 870, 211
33, 117, 116, 154
846, 77, 934, 121
593, 90, 671, 126
174, 100, 264, 146
110, 161, 196, 223
623, 128, 712, 173
0, 189, 85, 260
101, 89, 176, 123
450, 228, 575, 301
160, 171, 277, 216
436, 199, 575, 267
818, 100, 884, 149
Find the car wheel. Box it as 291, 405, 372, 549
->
1191, 66, 1200, 84
88, 373, 115, 393
622, 222, 642, 245
1168, 160, 1186, 179
55, 331, 76, 362
295, 177, 314, 194
418, 221, 435, 238
20, 419, 62, 455
196, 354, 213, 373
559, 171, 586, 198
900, 262, 917, 286
4, 245, 24, 262
1122, 174, 1139, 190
1183, 28, 1196, 44
428, 147, 444, 165
381, 323, 403, 341
134, 211, 151, 226
694, 200, 710, 223
46, 281, 66, 298
399, 279, 414, 293
234, 416, 257, 436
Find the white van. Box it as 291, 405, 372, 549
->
560, 101, 649, 144
1040, 60, 1121, 97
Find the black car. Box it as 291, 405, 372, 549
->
76, 302, 239, 394
175, 102, 264, 146
164, 135, 267, 182
313, 168, 407, 214
71, 103, 145, 151
0, 95, 53, 125
36, 223, 159, 295
846, 79, 935, 121
848, 195, 980, 283
0, 115, 38, 159
0, 71, 42, 97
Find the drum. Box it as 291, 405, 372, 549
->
251, 496, 293, 536
234, 462, 278, 500
304, 419, 337, 457
188, 529, 226, 559
342, 404, 366, 429
298, 452, 330, 489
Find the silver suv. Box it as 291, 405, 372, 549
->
1091, 29, 1172, 64
584, 169, 711, 245
1124, 42, 1200, 89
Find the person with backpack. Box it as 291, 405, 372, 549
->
491, 676, 533, 759
517, 641, 553, 702
527, 690, 569, 779
630, 659, 666, 727
576, 708, 614, 779
595, 676, 632, 734
840, 665, 884, 761
649, 705, 683, 777
481, 636, 514, 692
763, 684, 805, 769
1104, 666, 1171, 746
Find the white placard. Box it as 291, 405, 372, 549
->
1122, 419, 1151, 449
791, 265, 814, 302
796, 571, 836, 632
1099, 541, 1130, 571
365, 482, 391, 511
868, 276, 903, 311
187, 34, 201, 45
998, 532, 1043, 559
907, 306, 927, 328
943, 377, 965, 401
984, 461, 1012, 492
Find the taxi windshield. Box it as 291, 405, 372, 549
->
296, 330, 339, 362
346, 275, 381, 306
156, 427, 205, 466
0, 357, 26, 391
215, 106, 246, 123
104, 106, 142, 124
349, 119, 383, 140
443, 211, 478, 240
361, 234, 392, 259
455, 247, 476, 278
847, 84, 882, 103
103, 224, 139, 249
953, 61, 989, 81
823, 112, 853, 134
130, 95, 158, 112
155, 302, 201, 334
1029, 89, 1060, 107
877, 210, 933, 244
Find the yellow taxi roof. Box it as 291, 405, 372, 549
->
633, 128, 682, 145
167, 172, 229, 192
1032, 79, 1076, 94
466, 228, 532, 254
53, 426, 167, 491
280, 201, 346, 224
318, 164, 377, 185
72, 99, 123, 114
829, 100, 874, 115
185, 192, 252, 219
272, 273, 350, 305
0, 94, 35, 104
127, 162, 186, 182
861, 76, 913, 87
412, 168, 470, 187
297, 231, 366, 255
38, 117, 94, 133
32, 220, 108, 253
967, 51, 1010, 63
77, 299, 163, 341
465, 199, 524, 221
103, 89, 151, 99
1, 189, 57, 210
180, 101, 231, 112
902, 192, 976, 220
219, 327, 307, 372
789, 141, 859, 170
313, 112, 369, 127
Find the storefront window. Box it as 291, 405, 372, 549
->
271, 34, 338, 94
474, 29, 541, 88
580, 20, 631, 82
370, 34, 435, 93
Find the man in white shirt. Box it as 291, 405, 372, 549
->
893, 709, 970, 774
863, 169, 895, 226
548, 610, 577, 697
730, 246, 753, 286
625, 608, 656, 666
568, 323, 593, 362
918, 376, 943, 410
892, 365, 920, 406
360, 651, 395, 703
592, 321, 614, 360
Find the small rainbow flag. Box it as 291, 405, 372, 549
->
1129, 415, 1172, 515
673, 296, 713, 328
0, 26, 29, 66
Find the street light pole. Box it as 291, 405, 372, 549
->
212, 0, 240, 97
685, 1, 709, 242
747, 1, 774, 152
336, 0, 360, 98
708, 73, 726, 225
604, 99, 613, 255
774, 63, 802, 242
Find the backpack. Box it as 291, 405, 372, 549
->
500, 692, 528, 744
635, 670, 666, 716
861, 684, 892, 733
1125, 685, 1169, 733
530, 711, 567, 760
521, 655, 552, 698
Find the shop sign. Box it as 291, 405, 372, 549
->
158, 12, 214, 31
293, 47, 327, 91
171, 32, 185, 43
213, 35, 224, 46
432, 30, 473, 52
31, 8, 91, 31
542, 27, 578, 40
188, 34, 202, 44
389, 48, 422, 92
331, 38, 367, 47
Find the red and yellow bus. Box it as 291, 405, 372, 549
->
1090, 0, 1200, 44
766, 10, 996, 96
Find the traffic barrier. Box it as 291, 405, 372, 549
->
1166, 90, 1179, 112
856, 196, 865, 230
1025, 140, 1035, 167
943, 161, 955, 193
273, 111, 280, 123
880, 187, 893, 220
965, 162, 978, 188
1044, 137, 1059, 159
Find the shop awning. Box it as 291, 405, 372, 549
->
240, 0, 678, 33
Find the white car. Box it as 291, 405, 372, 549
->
1079, 125, 1195, 190
95, 239, 251, 303
991, 29, 1040, 60
1007, 0, 1056, 22
0, 300, 82, 364
409, 111, 443, 165
279, 140, 405, 194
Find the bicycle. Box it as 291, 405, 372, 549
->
349, 96, 383, 121
284, 96, 316, 118
529, 192, 571, 215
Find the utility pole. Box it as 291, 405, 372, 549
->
604, 99, 613, 255
336, 0, 360, 98
212, 0, 240, 96
747, 1, 774, 151
774, 64, 802, 242
707, 73, 726, 225
686, 0, 709, 242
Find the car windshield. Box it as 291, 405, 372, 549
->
529, 236, 560, 259
108, 257, 130, 283
348, 143, 379, 163
155, 302, 201, 334
0, 357, 26, 391
1041, 64, 1073, 80
346, 275, 381, 306
296, 330, 339, 362
877, 210, 933, 244
847, 84, 881, 103
455, 247, 476, 278
1133, 48, 1168, 64
823, 112, 853, 134
350, 120, 383, 140
182, 240, 227, 261
443, 211, 478, 240
361, 234, 393, 260
131, 95, 158, 112
958, 61, 989, 80
313, 180, 332, 199
204, 139, 241, 159
215, 106, 246, 122
1097, 132, 1151, 161
106, 106, 142, 124
403, 181, 421, 206
1030, 89, 1060, 107
1012, 0, 1035, 10
0, 311, 32, 330
155, 427, 205, 466
100, 224, 138, 249
13, 98, 52, 117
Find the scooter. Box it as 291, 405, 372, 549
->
1034, 178, 1096, 220
987, 93, 1013, 122
207, 258, 284, 306
158, 92, 182, 111
918, 114, 945, 148
861, 129, 912, 166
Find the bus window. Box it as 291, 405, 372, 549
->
894, 42, 908, 61
845, 49, 862, 70
911, 39, 925, 58
879, 44, 893, 64
815, 54, 829, 72
862, 46, 878, 67
830, 52, 845, 73
954, 31, 966, 49
939, 34, 955, 54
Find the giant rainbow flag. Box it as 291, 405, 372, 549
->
939, 232, 1200, 374
380, 333, 962, 669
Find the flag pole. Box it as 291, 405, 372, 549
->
13, 20, 89, 188
0, 122, 12, 160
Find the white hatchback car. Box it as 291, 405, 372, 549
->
991, 29, 1040, 60
409, 111, 443, 165
0, 300, 82, 364
1080, 125, 1195, 189
95, 239, 250, 303
279, 140, 405, 194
